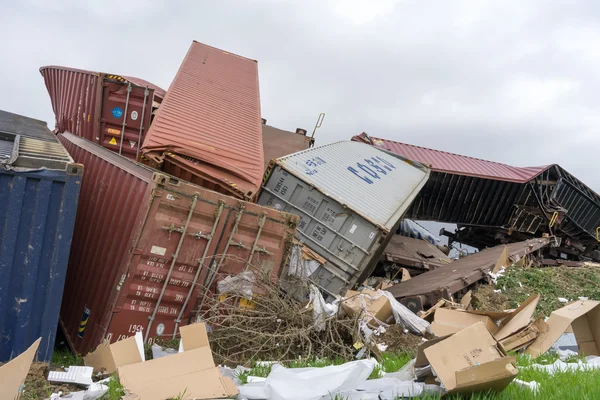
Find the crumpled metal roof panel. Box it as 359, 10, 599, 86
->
352, 133, 551, 183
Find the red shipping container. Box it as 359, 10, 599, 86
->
40, 65, 166, 160
58, 132, 297, 354
141, 41, 264, 200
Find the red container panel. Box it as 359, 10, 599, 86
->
141, 41, 264, 200
40, 65, 164, 160
58, 132, 297, 354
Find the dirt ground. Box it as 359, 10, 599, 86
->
21, 362, 81, 400
379, 325, 432, 356
472, 283, 511, 312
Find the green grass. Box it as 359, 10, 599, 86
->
51, 348, 84, 366
100, 376, 125, 400
496, 266, 600, 316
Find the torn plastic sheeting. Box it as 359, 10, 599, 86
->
287, 245, 321, 281
379, 291, 430, 335
529, 357, 600, 374
317, 390, 380, 400
239, 359, 376, 400
379, 383, 443, 400
384, 358, 416, 382
150, 344, 178, 359
48, 366, 94, 386
217, 270, 255, 298
308, 285, 339, 331
49, 380, 109, 399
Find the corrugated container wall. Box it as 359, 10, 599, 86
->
58, 132, 298, 355
141, 41, 264, 200
0, 110, 82, 362
40, 65, 166, 160
258, 141, 430, 297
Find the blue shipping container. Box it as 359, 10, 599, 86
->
0, 110, 82, 362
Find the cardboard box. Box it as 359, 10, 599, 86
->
0, 338, 40, 399
527, 300, 600, 357
493, 295, 539, 341
431, 308, 499, 337
116, 323, 238, 400
84, 333, 144, 374
423, 322, 518, 394
341, 289, 393, 326
498, 318, 545, 352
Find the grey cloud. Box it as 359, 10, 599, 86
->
1, 0, 599, 191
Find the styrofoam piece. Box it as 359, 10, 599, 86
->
134, 332, 145, 362
48, 366, 94, 386
514, 379, 540, 393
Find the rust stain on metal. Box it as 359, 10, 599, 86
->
381, 236, 451, 275
141, 41, 264, 199
387, 238, 553, 306
58, 132, 295, 355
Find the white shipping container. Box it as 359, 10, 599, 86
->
258, 141, 430, 297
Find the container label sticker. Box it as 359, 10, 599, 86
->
77, 307, 91, 338
108, 137, 118, 145
166, 194, 176, 201
349, 224, 357, 234
151, 245, 167, 256
156, 323, 165, 336
369, 232, 375, 239
131, 110, 139, 120
107, 128, 121, 135
112, 107, 123, 118
129, 140, 137, 148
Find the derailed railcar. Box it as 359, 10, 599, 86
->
57, 132, 298, 355
258, 141, 430, 298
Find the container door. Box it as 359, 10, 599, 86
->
106, 178, 294, 344
99, 79, 154, 160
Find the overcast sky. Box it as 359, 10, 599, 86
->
2, 0, 599, 192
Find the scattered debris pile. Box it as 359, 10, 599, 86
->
201, 271, 360, 365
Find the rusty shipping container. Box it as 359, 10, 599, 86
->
261, 121, 314, 172
57, 132, 297, 355
40, 65, 166, 160
142, 41, 264, 200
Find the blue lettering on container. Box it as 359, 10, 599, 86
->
112, 107, 123, 118
348, 156, 396, 184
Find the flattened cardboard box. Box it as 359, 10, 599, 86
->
0, 338, 40, 400
117, 323, 238, 400
527, 300, 600, 357
423, 322, 518, 394
430, 308, 498, 337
